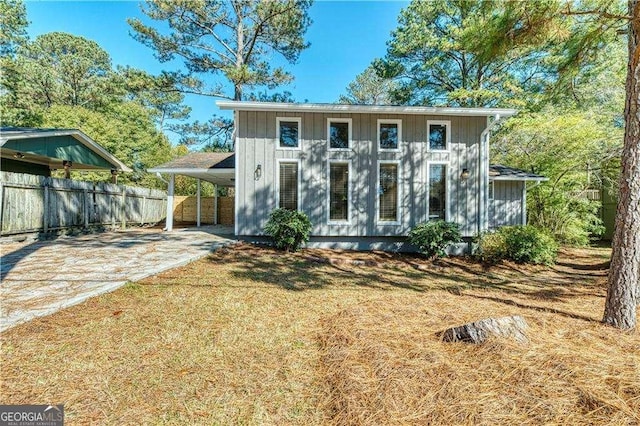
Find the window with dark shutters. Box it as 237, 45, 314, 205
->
379, 163, 398, 221
279, 162, 298, 210
329, 162, 349, 221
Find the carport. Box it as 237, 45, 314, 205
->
1, 127, 131, 179
148, 152, 235, 231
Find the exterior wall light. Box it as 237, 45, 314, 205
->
255, 164, 262, 180
460, 168, 470, 180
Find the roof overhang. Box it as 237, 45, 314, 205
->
217, 101, 517, 117
0, 128, 132, 172
490, 176, 549, 182
147, 167, 235, 186
147, 152, 236, 186
489, 165, 549, 182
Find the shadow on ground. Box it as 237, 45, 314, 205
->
201, 244, 610, 311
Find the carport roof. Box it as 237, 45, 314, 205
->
148, 152, 235, 186
0, 127, 132, 171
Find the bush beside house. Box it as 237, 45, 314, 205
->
408, 221, 462, 258
476, 225, 558, 265
264, 208, 312, 252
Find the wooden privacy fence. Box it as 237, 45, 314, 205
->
0, 171, 167, 235
173, 196, 234, 225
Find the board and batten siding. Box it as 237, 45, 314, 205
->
235, 110, 488, 239
489, 181, 526, 228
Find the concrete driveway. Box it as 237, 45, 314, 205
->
0, 226, 235, 332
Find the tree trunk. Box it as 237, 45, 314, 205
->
602, 0, 640, 330
234, 5, 244, 102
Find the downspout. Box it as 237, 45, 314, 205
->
478, 114, 502, 235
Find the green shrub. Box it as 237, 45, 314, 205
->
264, 208, 312, 252
527, 188, 605, 246
503, 225, 558, 265
476, 225, 558, 265
475, 231, 507, 264
408, 220, 462, 258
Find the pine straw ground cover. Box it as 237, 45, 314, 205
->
1, 243, 638, 425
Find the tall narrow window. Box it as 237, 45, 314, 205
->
378, 119, 401, 151
277, 117, 300, 149
428, 120, 450, 151
279, 162, 298, 210
328, 119, 351, 149
429, 164, 447, 220
379, 163, 399, 222
329, 162, 349, 222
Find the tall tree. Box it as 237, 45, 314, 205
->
117, 66, 193, 128
0, 0, 28, 56
378, 0, 561, 108
467, 0, 637, 329
128, 0, 313, 101
17, 32, 114, 108
0, 0, 29, 125
338, 65, 397, 105
602, 0, 640, 329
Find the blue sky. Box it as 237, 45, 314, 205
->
25, 1, 408, 127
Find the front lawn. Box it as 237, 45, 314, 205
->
1, 244, 638, 424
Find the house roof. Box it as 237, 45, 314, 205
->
489, 164, 548, 181
0, 127, 131, 172
148, 152, 235, 186
217, 101, 517, 117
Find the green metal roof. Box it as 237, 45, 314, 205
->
0, 128, 131, 172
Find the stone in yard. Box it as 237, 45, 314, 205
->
440, 315, 529, 344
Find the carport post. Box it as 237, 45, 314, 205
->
196, 178, 201, 227
214, 184, 218, 225
166, 174, 174, 231
43, 185, 49, 233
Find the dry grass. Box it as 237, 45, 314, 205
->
1, 243, 638, 425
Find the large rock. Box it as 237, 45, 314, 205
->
440, 315, 529, 344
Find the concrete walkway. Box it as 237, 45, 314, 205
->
0, 226, 235, 332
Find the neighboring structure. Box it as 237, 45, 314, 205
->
214, 101, 547, 251
0, 128, 168, 237
1, 128, 131, 178
489, 164, 547, 229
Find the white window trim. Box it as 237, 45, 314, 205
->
327, 117, 353, 151
275, 158, 302, 211
326, 159, 352, 225
376, 160, 402, 226
426, 160, 450, 222
488, 180, 495, 200
377, 119, 402, 152
427, 119, 451, 152
276, 117, 302, 150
